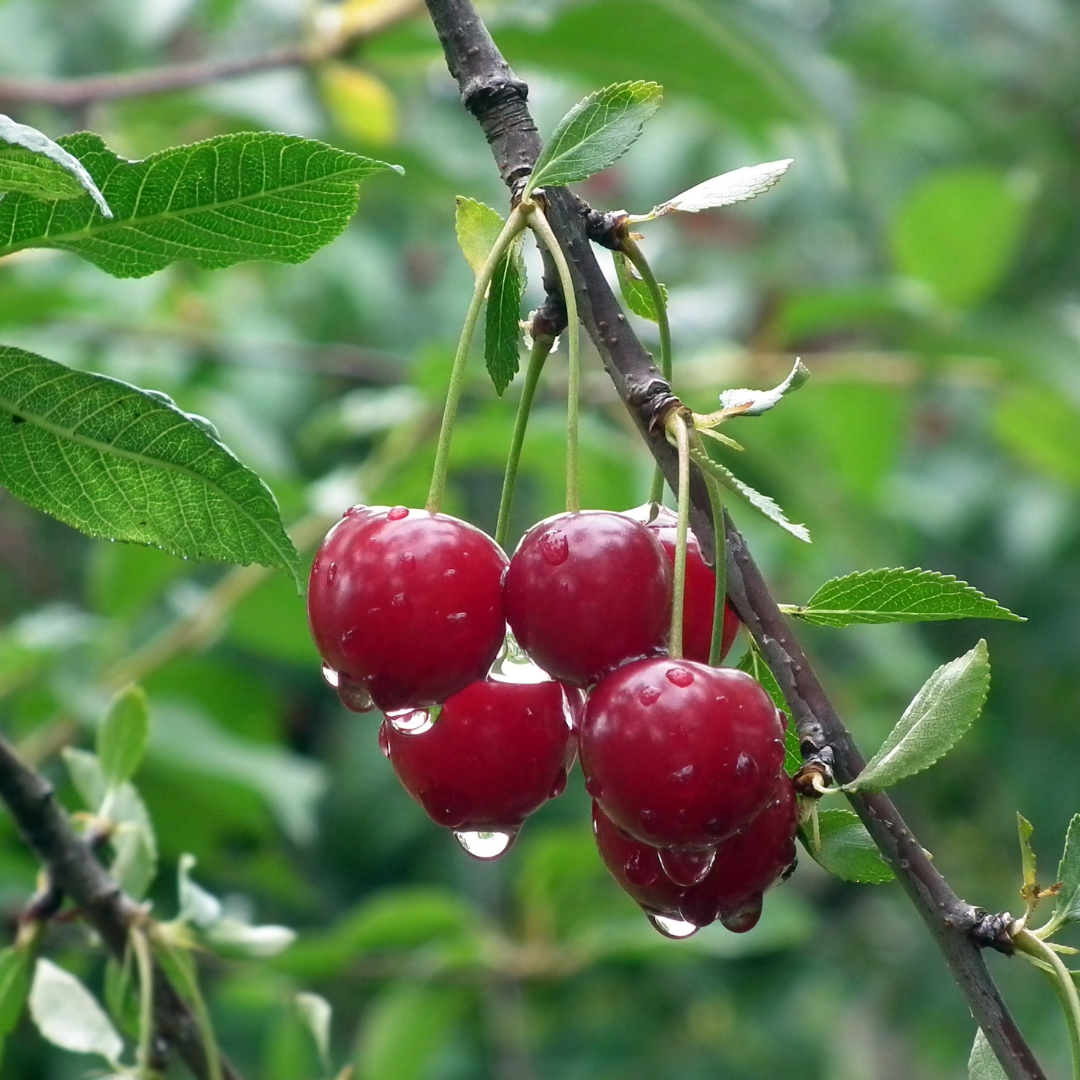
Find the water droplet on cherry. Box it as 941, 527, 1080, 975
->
646, 912, 699, 939
388, 708, 436, 735
623, 849, 660, 888
378, 725, 391, 758
658, 846, 716, 886
720, 898, 763, 934
326, 562, 338, 585
638, 685, 661, 706
321, 662, 340, 688
453, 828, 518, 860
539, 530, 569, 566
548, 770, 568, 799
665, 666, 694, 687
400, 552, 416, 571
584, 775, 603, 798
735, 751, 756, 777
337, 676, 374, 713
387, 505, 409, 521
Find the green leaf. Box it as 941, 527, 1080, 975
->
295, 993, 333, 1072
994, 384, 1080, 490
484, 238, 525, 394
28, 959, 123, 1065
1046, 815, 1080, 934
892, 167, 1030, 308
0, 131, 400, 278
613, 250, 666, 322
97, 685, 150, 790
0, 947, 31, 1040
969, 1029, 1008, 1080
527, 80, 662, 192
800, 808, 895, 884
844, 640, 991, 792
737, 642, 800, 776
454, 196, 505, 277
1018, 813, 1037, 892
355, 983, 466, 1080
0, 115, 112, 215
689, 441, 810, 542
0, 346, 301, 585
788, 568, 1023, 627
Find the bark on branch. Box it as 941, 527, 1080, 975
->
421, 2, 1045, 1077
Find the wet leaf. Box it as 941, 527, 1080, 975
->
801, 808, 895, 884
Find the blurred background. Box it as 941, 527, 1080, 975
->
0, 0, 1078, 1076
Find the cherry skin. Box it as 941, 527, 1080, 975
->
308, 505, 508, 713
625, 504, 740, 663
379, 676, 577, 833
579, 658, 786, 848
504, 511, 672, 687
592, 776, 798, 932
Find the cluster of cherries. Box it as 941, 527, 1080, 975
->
307, 503, 798, 938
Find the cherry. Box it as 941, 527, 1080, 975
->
379, 675, 578, 841
579, 657, 786, 848
592, 776, 798, 933
625, 504, 740, 663
504, 511, 672, 687
308, 505, 508, 713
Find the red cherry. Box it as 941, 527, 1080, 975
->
380, 676, 577, 837
625, 504, 740, 663
308, 506, 508, 712
504, 511, 672, 686
579, 658, 786, 848
592, 777, 798, 933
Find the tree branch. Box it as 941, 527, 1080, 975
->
0, 0, 421, 111
0, 735, 242, 1080
421, 2, 1045, 1077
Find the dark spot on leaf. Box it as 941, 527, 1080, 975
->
10, 415, 25, 424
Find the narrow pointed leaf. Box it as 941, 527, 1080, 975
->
177, 854, 223, 928
29, 959, 124, 1064
689, 442, 810, 542
844, 640, 990, 792
0, 947, 31, 1038
737, 642, 799, 775
296, 992, 333, 1071
0, 131, 399, 278
0, 346, 301, 584
969, 1029, 1008, 1080
801, 808, 894, 884
484, 238, 525, 394
98, 684, 150, 789
1018, 813, 1037, 891
1046, 814, 1080, 934
650, 158, 792, 217
789, 568, 1023, 627
455, 197, 505, 277
613, 250, 666, 322
0, 115, 112, 215
527, 81, 662, 192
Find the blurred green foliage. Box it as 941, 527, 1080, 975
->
1, 0, 1080, 1076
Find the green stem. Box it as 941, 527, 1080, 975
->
426, 206, 528, 514
1014, 927, 1080, 1080
155, 937, 224, 1080
668, 413, 691, 660
704, 469, 728, 667
495, 334, 554, 548
622, 235, 671, 507
131, 927, 155, 1079
525, 202, 580, 513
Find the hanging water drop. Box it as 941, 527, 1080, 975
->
658, 846, 716, 887
388, 707, 436, 735
321, 662, 341, 688
646, 912, 699, 939
453, 828, 518, 860
337, 676, 374, 713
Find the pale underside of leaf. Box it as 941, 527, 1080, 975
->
789, 567, 1024, 627
716, 358, 809, 417
528, 80, 662, 192
0, 114, 112, 216
0, 131, 399, 278
0, 346, 300, 584
650, 157, 793, 217
844, 640, 990, 792
689, 441, 810, 542
969, 1029, 1008, 1080
29, 959, 123, 1063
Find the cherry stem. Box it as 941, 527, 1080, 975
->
1013, 928, 1080, 1080
622, 235, 671, 508
426, 206, 528, 514
525, 200, 580, 514
704, 469, 728, 666
495, 334, 554, 548
667, 411, 691, 660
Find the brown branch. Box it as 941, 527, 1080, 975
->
0, 0, 422, 111
0, 735, 242, 1080
421, 2, 1045, 1078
